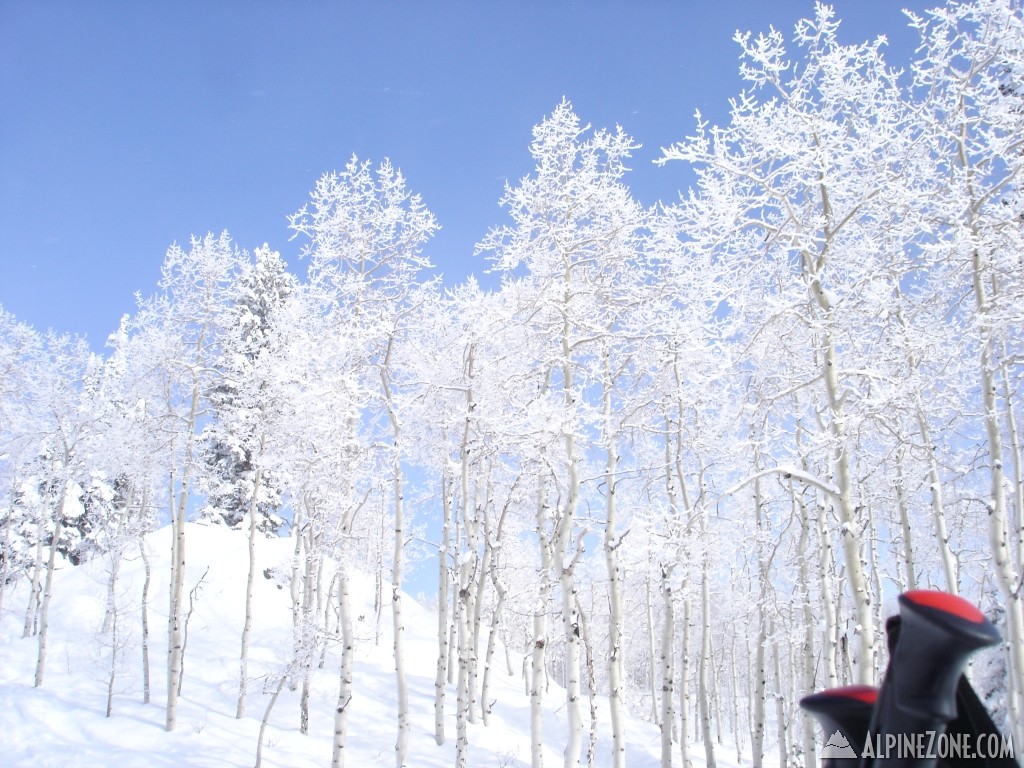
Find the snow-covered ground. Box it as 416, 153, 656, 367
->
0, 523, 753, 767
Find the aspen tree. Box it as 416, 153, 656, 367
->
750, 473, 767, 768
698, 540, 716, 768
434, 460, 453, 745
771, 624, 788, 768
290, 157, 437, 768
93, 322, 164, 715
910, 1, 1024, 739
575, 590, 600, 768
793, 484, 817, 768
679, 597, 692, 768
0, 312, 44, 623
129, 234, 245, 730
659, 563, 676, 768
329, 488, 368, 768
998, 355, 1024, 583
660, 3, 953, 683
482, 100, 647, 767
480, 491, 513, 724
140, 539, 152, 703
890, 304, 959, 593
193, 246, 295, 719
29, 334, 99, 689
602, 339, 628, 768
34, 487, 66, 688
530, 465, 553, 768
454, 345, 479, 768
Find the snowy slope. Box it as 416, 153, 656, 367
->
0, 524, 744, 767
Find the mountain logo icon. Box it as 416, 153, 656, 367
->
821, 729, 857, 759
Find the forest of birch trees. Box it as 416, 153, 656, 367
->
3, 2, 1024, 766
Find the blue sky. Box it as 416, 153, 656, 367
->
1, 0, 934, 351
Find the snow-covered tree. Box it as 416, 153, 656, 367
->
290, 156, 438, 768
9, 331, 105, 688
0, 309, 45, 614
200, 244, 295, 534
908, 0, 1024, 740
133, 231, 246, 731
660, 5, 937, 685
482, 99, 651, 768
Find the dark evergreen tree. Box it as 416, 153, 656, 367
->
16, 450, 89, 567
199, 245, 295, 535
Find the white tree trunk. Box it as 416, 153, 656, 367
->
803, 186, 876, 682
24, 518, 45, 637
34, 488, 66, 688
895, 305, 959, 594
659, 566, 676, 768
299, 522, 318, 735
751, 602, 766, 768
646, 565, 660, 724
699, 564, 716, 768
817, 502, 839, 687
965, 235, 1024, 745
166, 373, 201, 732
867, 504, 884, 645
466, 413, 489, 729
390, 448, 409, 768
919, 408, 959, 594
254, 674, 287, 768
480, 567, 505, 723
895, 449, 917, 592
750, 472, 768, 768
101, 487, 129, 636
772, 627, 788, 768
446, 586, 458, 686
711, 643, 723, 745
455, 564, 474, 768
999, 356, 1024, 593
728, 632, 743, 764
470, 538, 487, 722
140, 539, 152, 704
679, 596, 692, 768
558, 547, 583, 768
531, 472, 552, 768
434, 468, 452, 746
818, 320, 876, 683
102, 554, 122, 634
166, 485, 184, 710
237, 461, 265, 719
327, 484, 363, 767
103, 498, 129, 717
480, 498, 510, 724
456, 371, 483, 756
289, 500, 304, 672
603, 353, 627, 768
795, 493, 817, 768
576, 593, 599, 768
555, 320, 583, 768
105, 585, 120, 718
331, 564, 355, 768
979, 340, 1024, 745
379, 337, 410, 768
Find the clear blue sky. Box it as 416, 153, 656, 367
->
1, 0, 934, 351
